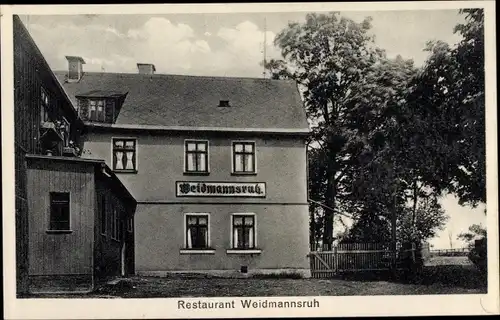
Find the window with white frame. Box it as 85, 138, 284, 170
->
232, 142, 256, 173
232, 214, 255, 249
185, 214, 209, 249
112, 138, 137, 172
185, 140, 209, 173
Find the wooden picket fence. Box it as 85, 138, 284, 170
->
308, 242, 416, 278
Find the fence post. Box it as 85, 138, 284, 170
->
333, 245, 338, 274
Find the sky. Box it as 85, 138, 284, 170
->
19, 10, 486, 248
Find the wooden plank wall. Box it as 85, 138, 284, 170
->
14, 15, 83, 293
27, 159, 95, 275
94, 174, 135, 282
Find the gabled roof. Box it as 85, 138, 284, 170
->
52, 71, 309, 132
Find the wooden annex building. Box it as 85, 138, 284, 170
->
14, 15, 136, 295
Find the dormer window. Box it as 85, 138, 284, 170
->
89, 99, 106, 122
77, 91, 125, 124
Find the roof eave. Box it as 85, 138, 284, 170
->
84, 122, 311, 136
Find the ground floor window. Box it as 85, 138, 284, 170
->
232, 214, 255, 249
49, 192, 70, 231
185, 214, 209, 249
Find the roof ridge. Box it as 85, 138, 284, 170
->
52, 70, 296, 83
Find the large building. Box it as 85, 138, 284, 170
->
54, 58, 312, 277
14, 15, 136, 295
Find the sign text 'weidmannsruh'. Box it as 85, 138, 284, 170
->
176, 181, 266, 197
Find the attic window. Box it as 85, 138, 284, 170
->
218, 100, 231, 108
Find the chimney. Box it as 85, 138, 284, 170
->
65, 56, 86, 82
137, 63, 156, 75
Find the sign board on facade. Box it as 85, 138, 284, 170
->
176, 181, 266, 198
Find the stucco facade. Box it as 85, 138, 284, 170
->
81, 130, 310, 276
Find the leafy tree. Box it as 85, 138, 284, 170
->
457, 223, 487, 246
268, 12, 387, 249
406, 9, 485, 207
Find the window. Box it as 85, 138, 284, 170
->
112, 138, 137, 172
233, 142, 256, 173
232, 215, 255, 249
40, 87, 50, 123
89, 100, 96, 120
100, 194, 106, 235
218, 100, 230, 108
97, 100, 105, 121
127, 218, 133, 233
111, 205, 121, 241
185, 214, 209, 249
185, 140, 208, 173
89, 99, 106, 122
49, 192, 70, 231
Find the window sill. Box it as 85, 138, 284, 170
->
180, 249, 216, 254
113, 169, 138, 174
46, 230, 73, 234
226, 249, 262, 254
231, 172, 257, 176
183, 171, 210, 176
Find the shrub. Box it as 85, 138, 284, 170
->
469, 237, 487, 273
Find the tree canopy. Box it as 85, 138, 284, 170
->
267, 9, 485, 248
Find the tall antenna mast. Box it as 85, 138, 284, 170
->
263, 17, 267, 79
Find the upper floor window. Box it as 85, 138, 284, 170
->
40, 87, 50, 123
185, 140, 209, 173
49, 192, 70, 231
89, 99, 106, 122
112, 138, 137, 172
232, 142, 256, 174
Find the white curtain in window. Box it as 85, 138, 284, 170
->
233, 228, 239, 249
115, 151, 124, 169
245, 154, 253, 172
248, 228, 254, 248
187, 153, 195, 171
187, 228, 193, 248
198, 153, 206, 171
235, 154, 243, 171
203, 228, 208, 247
125, 151, 134, 169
